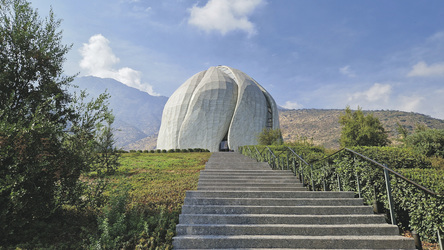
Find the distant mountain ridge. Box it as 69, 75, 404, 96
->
70, 76, 168, 149
279, 109, 444, 148
69, 77, 444, 150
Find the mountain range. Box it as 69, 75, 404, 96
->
71, 76, 167, 149
71, 77, 444, 150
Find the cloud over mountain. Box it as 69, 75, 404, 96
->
79, 34, 159, 96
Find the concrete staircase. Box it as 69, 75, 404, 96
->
173, 152, 415, 249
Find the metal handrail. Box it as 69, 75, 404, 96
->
254, 146, 262, 161
265, 146, 277, 159
287, 146, 310, 166
343, 148, 440, 196
239, 145, 443, 247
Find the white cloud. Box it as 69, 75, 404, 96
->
407, 61, 444, 77
348, 83, 392, 104
282, 101, 303, 110
188, 0, 264, 36
79, 34, 159, 96
397, 95, 423, 112
339, 65, 355, 77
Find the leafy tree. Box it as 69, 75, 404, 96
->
404, 129, 444, 158
339, 106, 389, 147
396, 122, 409, 141
257, 128, 283, 145
0, 0, 119, 244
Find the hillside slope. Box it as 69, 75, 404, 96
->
279, 109, 444, 148
71, 76, 168, 148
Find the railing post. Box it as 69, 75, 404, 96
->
286, 152, 289, 170
373, 185, 380, 213
383, 167, 396, 225
322, 164, 327, 191
438, 230, 442, 250
412, 230, 422, 250
356, 173, 361, 198
300, 159, 305, 186
292, 158, 296, 176
337, 173, 341, 191
281, 157, 284, 170
310, 164, 315, 191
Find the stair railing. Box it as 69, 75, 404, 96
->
239, 145, 443, 249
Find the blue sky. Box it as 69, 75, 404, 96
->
34, 0, 444, 119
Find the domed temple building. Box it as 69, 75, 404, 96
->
157, 66, 280, 152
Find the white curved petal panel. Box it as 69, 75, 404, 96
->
157, 66, 280, 152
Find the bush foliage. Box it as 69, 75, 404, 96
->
257, 128, 283, 145
0, 0, 119, 246
240, 144, 443, 243
339, 106, 390, 147
405, 129, 444, 158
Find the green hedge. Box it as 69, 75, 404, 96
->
347, 146, 431, 169
240, 145, 443, 242
314, 148, 442, 242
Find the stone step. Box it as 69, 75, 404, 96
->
181, 205, 374, 215
198, 179, 300, 184
197, 186, 307, 191
204, 167, 271, 170
198, 175, 298, 179
197, 184, 303, 189
173, 235, 415, 249
199, 170, 293, 174
178, 214, 387, 225
185, 191, 355, 199
176, 223, 400, 236
173, 152, 415, 249
205, 162, 270, 166
184, 197, 364, 206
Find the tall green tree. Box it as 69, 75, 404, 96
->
0, 0, 119, 244
339, 106, 389, 147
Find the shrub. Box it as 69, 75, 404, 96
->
257, 128, 283, 145
405, 129, 444, 158
339, 106, 390, 147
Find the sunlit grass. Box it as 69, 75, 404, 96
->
109, 152, 211, 210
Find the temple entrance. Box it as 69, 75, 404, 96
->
219, 132, 229, 151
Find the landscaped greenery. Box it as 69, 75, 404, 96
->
241, 142, 444, 244
88, 152, 211, 249
2, 152, 211, 249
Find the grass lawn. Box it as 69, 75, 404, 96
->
112, 152, 211, 210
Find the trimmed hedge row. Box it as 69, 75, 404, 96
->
346, 146, 431, 169
241, 145, 443, 242
123, 148, 210, 154
318, 149, 443, 242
